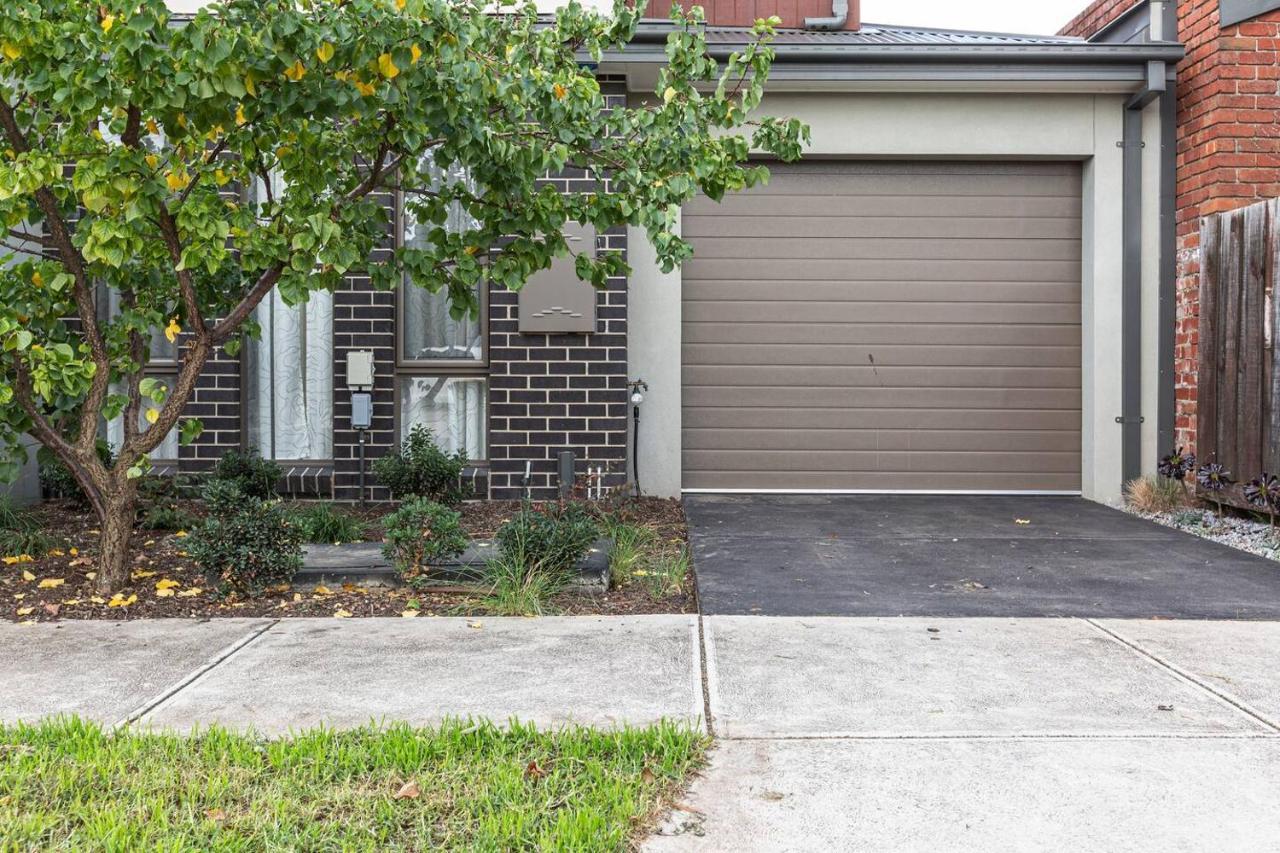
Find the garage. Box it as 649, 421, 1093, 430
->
681, 161, 1084, 493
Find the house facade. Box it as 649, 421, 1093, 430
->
141, 1, 1182, 507
1062, 0, 1280, 466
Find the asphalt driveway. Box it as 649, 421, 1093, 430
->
686, 495, 1280, 618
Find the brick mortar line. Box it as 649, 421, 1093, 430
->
112, 619, 279, 731
1083, 618, 1280, 734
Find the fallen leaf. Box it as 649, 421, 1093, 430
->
47, 549, 64, 557
155, 588, 175, 598
62, 599, 80, 606
15, 606, 33, 616
641, 767, 656, 784
107, 593, 137, 608
293, 593, 302, 602
37, 578, 64, 589
132, 569, 157, 579
177, 588, 201, 598
313, 585, 332, 596
203, 807, 227, 821
17, 620, 35, 626
4, 555, 34, 565
155, 579, 181, 591
467, 621, 483, 630
333, 609, 353, 618
174, 530, 188, 538
525, 761, 546, 781
393, 780, 420, 800
69, 548, 78, 556
21, 570, 35, 582
43, 603, 59, 616
1014, 518, 1031, 525
70, 558, 92, 567
401, 610, 419, 618
89, 596, 105, 604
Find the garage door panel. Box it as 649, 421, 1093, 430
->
683, 365, 1081, 389
687, 237, 1082, 262
683, 301, 1080, 326
683, 326, 1081, 348
683, 216, 1081, 241
684, 449, 1082, 475
684, 386, 1081, 411
684, 281, 1081, 304
683, 407, 1081, 432
684, 428, 1081, 454
681, 161, 1083, 492
684, 259, 1082, 282
706, 194, 1083, 219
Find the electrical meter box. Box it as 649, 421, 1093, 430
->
350, 392, 373, 430
518, 222, 598, 334
346, 350, 375, 389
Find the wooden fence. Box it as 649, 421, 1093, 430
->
1198, 197, 1279, 507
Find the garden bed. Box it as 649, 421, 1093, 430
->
1, 498, 694, 623
1128, 505, 1280, 563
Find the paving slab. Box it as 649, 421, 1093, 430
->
0, 619, 271, 726
704, 616, 1265, 738
646, 737, 1280, 852
1096, 619, 1280, 728
142, 616, 702, 733
688, 495, 1280, 618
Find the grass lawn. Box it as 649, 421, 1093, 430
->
0, 717, 707, 850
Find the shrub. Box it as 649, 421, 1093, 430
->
37, 442, 114, 505
287, 502, 366, 544
605, 522, 656, 589
479, 555, 565, 616
0, 497, 57, 556
495, 502, 599, 581
210, 449, 281, 499
1124, 476, 1187, 515
372, 426, 468, 504
187, 485, 302, 597
381, 498, 469, 578
139, 503, 199, 532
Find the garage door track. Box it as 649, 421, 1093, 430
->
687, 495, 1280, 618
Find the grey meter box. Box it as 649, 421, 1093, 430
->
518, 221, 597, 334
346, 350, 375, 389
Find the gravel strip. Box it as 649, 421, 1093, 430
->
1129, 506, 1280, 562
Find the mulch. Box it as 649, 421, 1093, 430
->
1, 497, 695, 623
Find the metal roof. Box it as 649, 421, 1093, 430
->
703, 22, 1088, 47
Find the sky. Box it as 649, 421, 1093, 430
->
166, 0, 1091, 36
859, 0, 1088, 35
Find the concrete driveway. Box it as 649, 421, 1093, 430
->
687, 495, 1280, 618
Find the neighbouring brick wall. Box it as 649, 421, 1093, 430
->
1060, 0, 1143, 38
1063, 0, 1280, 457
182, 347, 241, 471
486, 78, 630, 500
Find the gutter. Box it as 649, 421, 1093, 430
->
804, 0, 849, 31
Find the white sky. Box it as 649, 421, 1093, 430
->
166, 1, 1090, 36
860, 0, 1088, 36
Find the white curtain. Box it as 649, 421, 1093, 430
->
402, 157, 482, 362
247, 290, 334, 460
105, 387, 179, 461
400, 376, 485, 458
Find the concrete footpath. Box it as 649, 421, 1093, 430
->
4, 615, 1280, 850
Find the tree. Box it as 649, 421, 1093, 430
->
0, 0, 807, 593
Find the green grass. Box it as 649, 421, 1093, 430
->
477, 556, 572, 616
606, 522, 657, 589
0, 497, 58, 556
640, 547, 690, 600
284, 501, 367, 544
0, 716, 707, 851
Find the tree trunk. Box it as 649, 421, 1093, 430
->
96, 487, 138, 594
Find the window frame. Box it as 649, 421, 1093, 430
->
393, 184, 490, 463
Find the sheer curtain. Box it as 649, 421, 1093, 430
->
402, 157, 482, 362
105, 402, 179, 460
247, 289, 334, 460
400, 376, 485, 458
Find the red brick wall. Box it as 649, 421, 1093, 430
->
1063, 0, 1280, 457
644, 0, 860, 31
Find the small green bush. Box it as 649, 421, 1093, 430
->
372, 426, 468, 504
495, 502, 599, 581
286, 502, 366, 544
210, 449, 281, 499
479, 555, 565, 616
0, 497, 57, 556
139, 503, 199, 532
381, 498, 469, 578
188, 481, 302, 597
605, 522, 656, 589
37, 442, 113, 505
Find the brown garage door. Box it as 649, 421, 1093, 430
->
682, 161, 1083, 492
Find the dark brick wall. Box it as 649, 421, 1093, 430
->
486, 79, 630, 500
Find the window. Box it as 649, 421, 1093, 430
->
243, 171, 334, 461
244, 289, 334, 461
97, 283, 179, 460
398, 156, 487, 459
105, 397, 179, 461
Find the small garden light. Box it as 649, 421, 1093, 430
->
628, 379, 649, 496
630, 386, 645, 406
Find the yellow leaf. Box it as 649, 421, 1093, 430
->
1014, 518, 1031, 525
131, 569, 156, 580
37, 578, 64, 589
101, 14, 116, 33
177, 588, 201, 598
313, 585, 332, 596
155, 588, 175, 597
145, 118, 159, 135
155, 579, 180, 591
1, 42, 21, 61
235, 104, 246, 126
47, 549, 63, 557
62, 599, 80, 606
316, 42, 334, 64
165, 170, 189, 192
401, 610, 419, 618
244, 73, 257, 97
214, 168, 229, 186
467, 621, 483, 630
395, 0, 406, 9
334, 609, 353, 618
18, 620, 35, 627
21, 570, 35, 581
165, 317, 182, 343
283, 59, 306, 82
663, 86, 677, 104
70, 548, 78, 556
90, 596, 105, 604
145, 408, 159, 425
378, 53, 399, 79
174, 530, 188, 538
15, 607, 32, 616
31, 271, 43, 287
410, 44, 422, 64
144, 153, 158, 169
353, 79, 377, 96
107, 593, 137, 608
553, 83, 566, 101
